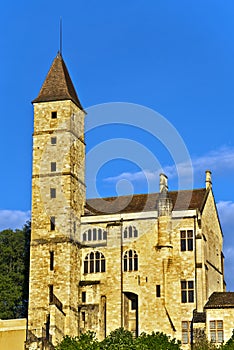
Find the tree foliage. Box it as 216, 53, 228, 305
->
0, 222, 30, 319
55, 328, 182, 350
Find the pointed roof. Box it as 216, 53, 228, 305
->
32, 52, 83, 109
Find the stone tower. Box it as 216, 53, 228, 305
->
26, 52, 85, 349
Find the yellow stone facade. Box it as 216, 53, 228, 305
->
26, 53, 233, 350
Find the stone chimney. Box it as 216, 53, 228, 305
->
205, 170, 212, 189
158, 173, 172, 217
159, 173, 168, 193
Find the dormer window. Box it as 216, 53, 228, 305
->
51, 111, 57, 119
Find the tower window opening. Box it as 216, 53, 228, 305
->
50, 216, 55, 231
50, 251, 54, 271
156, 285, 161, 297
50, 188, 56, 199
51, 111, 57, 119
82, 291, 86, 303
51, 137, 57, 145
49, 285, 53, 303
51, 162, 56, 172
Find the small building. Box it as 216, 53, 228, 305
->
0, 319, 26, 350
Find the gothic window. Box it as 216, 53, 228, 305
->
182, 321, 191, 344
181, 280, 194, 303
82, 228, 107, 241
180, 230, 193, 251
123, 226, 138, 239
210, 320, 223, 343
123, 250, 138, 271
84, 251, 106, 274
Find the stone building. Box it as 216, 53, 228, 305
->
26, 52, 234, 349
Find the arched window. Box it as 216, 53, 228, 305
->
82, 228, 107, 242
123, 226, 138, 239
123, 250, 138, 271
84, 251, 106, 274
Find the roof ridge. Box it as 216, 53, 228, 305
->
86, 188, 206, 202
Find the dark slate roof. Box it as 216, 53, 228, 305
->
32, 52, 83, 109
85, 188, 207, 216
193, 311, 206, 323
205, 292, 234, 309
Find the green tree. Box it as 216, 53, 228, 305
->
220, 330, 234, 349
135, 331, 181, 350
55, 328, 182, 350
100, 328, 135, 349
55, 332, 100, 350
0, 222, 30, 319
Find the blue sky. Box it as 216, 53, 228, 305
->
0, 1, 234, 289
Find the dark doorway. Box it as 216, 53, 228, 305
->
123, 292, 138, 337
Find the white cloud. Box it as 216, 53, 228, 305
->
103, 146, 234, 184
0, 210, 31, 231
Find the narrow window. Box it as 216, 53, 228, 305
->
82, 291, 86, 303
50, 188, 56, 199
210, 320, 223, 343
131, 299, 137, 310
81, 311, 85, 322
181, 281, 194, 303
156, 285, 161, 297
74, 221, 76, 233
49, 285, 53, 303
51, 111, 57, 119
93, 228, 97, 241
51, 137, 57, 145
50, 216, 55, 231
88, 229, 92, 241
98, 228, 102, 240
50, 251, 54, 271
180, 230, 193, 251
46, 314, 50, 340
84, 257, 88, 274
51, 162, 56, 172
187, 230, 193, 251
182, 321, 191, 344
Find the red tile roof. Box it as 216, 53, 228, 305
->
32, 52, 83, 109
85, 188, 207, 215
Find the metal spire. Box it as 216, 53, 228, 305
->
59, 17, 62, 56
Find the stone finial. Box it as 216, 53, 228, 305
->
159, 173, 168, 193
205, 170, 212, 189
